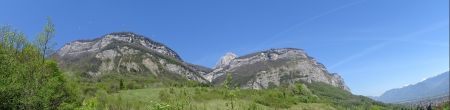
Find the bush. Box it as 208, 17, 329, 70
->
0, 25, 81, 109
0, 45, 80, 109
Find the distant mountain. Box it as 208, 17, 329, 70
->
205, 48, 350, 91
375, 71, 449, 103
54, 32, 208, 83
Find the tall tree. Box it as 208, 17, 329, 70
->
36, 17, 56, 63
0, 26, 27, 53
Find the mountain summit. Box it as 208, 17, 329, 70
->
58, 32, 182, 60
206, 48, 350, 91
215, 52, 237, 69
54, 32, 208, 82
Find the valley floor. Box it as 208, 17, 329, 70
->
77, 83, 406, 110
85, 87, 338, 110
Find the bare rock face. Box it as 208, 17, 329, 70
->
54, 32, 350, 91
208, 48, 350, 91
215, 52, 237, 69
54, 32, 207, 83
57, 32, 181, 60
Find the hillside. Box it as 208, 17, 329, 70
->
375, 71, 449, 103
207, 48, 350, 91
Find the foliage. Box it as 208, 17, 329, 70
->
73, 81, 413, 110
0, 24, 80, 109
0, 26, 26, 52
223, 73, 237, 110
251, 83, 319, 108
305, 82, 406, 109
435, 101, 450, 110
35, 17, 56, 59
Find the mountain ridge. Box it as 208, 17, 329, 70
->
54, 32, 350, 92
57, 32, 182, 60
54, 32, 208, 83
207, 48, 350, 91
373, 71, 449, 103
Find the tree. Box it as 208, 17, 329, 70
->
0, 25, 13, 45
223, 73, 236, 110
223, 73, 233, 89
0, 26, 26, 52
13, 33, 26, 52
36, 17, 56, 63
0, 23, 79, 110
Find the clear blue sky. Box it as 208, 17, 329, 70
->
1, 0, 448, 96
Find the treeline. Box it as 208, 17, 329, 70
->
0, 18, 80, 109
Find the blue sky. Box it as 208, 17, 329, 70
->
0, 0, 448, 96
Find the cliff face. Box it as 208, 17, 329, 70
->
54, 32, 207, 83
54, 32, 350, 91
207, 48, 350, 91
57, 32, 181, 60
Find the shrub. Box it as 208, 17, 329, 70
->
0, 44, 80, 109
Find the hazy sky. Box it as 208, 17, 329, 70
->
1, 0, 448, 96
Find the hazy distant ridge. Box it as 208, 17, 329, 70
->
374, 71, 449, 103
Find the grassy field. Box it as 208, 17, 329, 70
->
83, 87, 337, 110
54, 72, 446, 110
67, 72, 404, 110
75, 81, 407, 110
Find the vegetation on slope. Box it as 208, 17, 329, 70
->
75, 74, 406, 110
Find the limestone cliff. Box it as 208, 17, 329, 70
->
207, 48, 350, 91
54, 32, 207, 83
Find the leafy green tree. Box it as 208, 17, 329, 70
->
36, 17, 56, 62
0, 23, 79, 109
0, 26, 14, 46
223, 73, 236, 110
223, 73, 233, 89
0, 26, 27, 52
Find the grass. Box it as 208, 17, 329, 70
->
93, 87, 337, 110
69, 72, 405, 110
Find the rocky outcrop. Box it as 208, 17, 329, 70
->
54, 32, 350, 91
57, 32, 181, 60
54, 32, 207, 83
215, 52, 237, 69
207, 48, 350, 91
